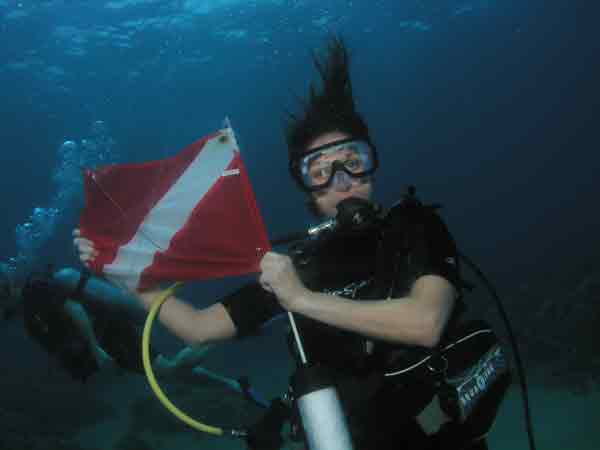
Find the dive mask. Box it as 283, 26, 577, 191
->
290, 138, 378, 192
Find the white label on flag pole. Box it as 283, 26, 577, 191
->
222, 169, 240, 177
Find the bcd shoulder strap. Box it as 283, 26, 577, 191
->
374, 188, 440, 299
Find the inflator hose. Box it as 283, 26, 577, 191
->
141, 282, 247, 438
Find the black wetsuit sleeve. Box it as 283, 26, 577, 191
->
220, 282, 284, 338
420, 211, 464, 294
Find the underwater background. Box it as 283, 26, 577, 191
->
1, 0, 598, 449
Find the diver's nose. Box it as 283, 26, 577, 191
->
331, 170, 353, 192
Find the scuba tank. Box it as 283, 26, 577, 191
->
290, 363, 354, 450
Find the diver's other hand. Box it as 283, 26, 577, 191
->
259, 251, 309, 312
73, 228, 98, 267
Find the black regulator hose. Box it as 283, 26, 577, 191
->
458, 251, 537, 450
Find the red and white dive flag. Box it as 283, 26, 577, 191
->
79, 123, 271, 291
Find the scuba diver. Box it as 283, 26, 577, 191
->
73, 37, 510, 449
0, 265, 262, 398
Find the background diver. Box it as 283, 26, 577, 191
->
0, 265, 268, 408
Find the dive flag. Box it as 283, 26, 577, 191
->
79, 125, 271, 291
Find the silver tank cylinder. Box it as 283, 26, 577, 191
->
292, 365, 354, 450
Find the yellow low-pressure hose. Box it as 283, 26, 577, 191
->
141, 282, 243, 437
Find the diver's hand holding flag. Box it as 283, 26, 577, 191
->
79, 122, 271, 291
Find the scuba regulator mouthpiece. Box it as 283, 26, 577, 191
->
335, 197, 382, 231
307, 197, 382, 239
273, 197, 382, 247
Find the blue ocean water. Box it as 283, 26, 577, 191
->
0, 1, 598, 449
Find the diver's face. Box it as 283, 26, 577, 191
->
306, 131, 374, 219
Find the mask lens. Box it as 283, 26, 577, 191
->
299, 140, 375, 191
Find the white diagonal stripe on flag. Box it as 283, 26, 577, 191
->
104, 133, 237, 290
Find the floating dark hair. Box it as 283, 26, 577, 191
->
285, 36, 372, 161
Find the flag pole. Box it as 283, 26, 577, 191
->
287, 311, 308, 364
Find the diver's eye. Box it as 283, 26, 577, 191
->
344, 159, 362, 172
311, 166, 332, 182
